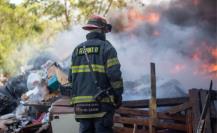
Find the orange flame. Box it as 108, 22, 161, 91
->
211, 48, 217, 58
127, 9, 160, 24
191, 42, 217, 78
201, 64, 217, 77
144, 12, 160, 24
124, 8, 160, 31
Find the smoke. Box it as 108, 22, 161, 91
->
8, 0, 216, 93
106, 0, 217, 89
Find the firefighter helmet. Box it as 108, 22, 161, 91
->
82, 15, 112, 33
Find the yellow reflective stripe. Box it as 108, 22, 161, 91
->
71, 64, 105, 73
75, 112, 106, 118
71, 96, 94, 104
106, 58, 119, 68
71, 95, 114, 105
111, 80, 123, 89
101, 96, 114, 103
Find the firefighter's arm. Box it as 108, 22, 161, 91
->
105, 46, 123, 107
68, 67, 72, 83
68, 50, 76, 83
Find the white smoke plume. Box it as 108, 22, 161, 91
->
13, 0, 216, 99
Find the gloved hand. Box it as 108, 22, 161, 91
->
114, 95, 122, 109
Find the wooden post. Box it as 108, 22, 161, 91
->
149, 63, 157, 133
189, 89, 201, 133
199, 90, 212, 133
186, 110, 193, 133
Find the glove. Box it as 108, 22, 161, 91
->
114, 95, 122, 109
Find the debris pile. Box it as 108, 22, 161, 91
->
0, 60, 68, 133
114, 88, 217, 133
0, 59, 216, 133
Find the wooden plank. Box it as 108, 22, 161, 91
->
113, 116, 186, 131
149, 63, 157, 133
116, 107, 185, 122
52, 97, 71, 106
114, 116, 149, 125
186, 110, 193, 133
122, 97, 188, 108
166, 102, 191, 115
113, 127, 148, 133
50, 106, 74, 114
48, 96, 189, 108
200, 90, 212, 133
189, 89, 201, 133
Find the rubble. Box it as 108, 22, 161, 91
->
0, 59, 69, 133
0, 58, 216, 133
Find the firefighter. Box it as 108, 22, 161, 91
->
68, 15, 123, 133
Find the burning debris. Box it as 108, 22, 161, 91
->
0, 0, 216, 132
106, 0, 216, 89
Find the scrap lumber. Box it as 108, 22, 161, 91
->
196, 81, 213, 133
198, 89, 212, 133
186, 110, 193, 133
122, 97, 188, 108
189, 89, 201, 133
53, 96, 189, 108
149, 63, 157, 133
116, 107, 185, 122
114, 116, 186, 131
166, 102, 191, 115
51, 97, 71, 107
50, 106, 74, 115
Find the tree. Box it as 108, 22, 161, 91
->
69, 0, 127, 22
0, 0, 127, 76
23, 0, 72, 29
0, 0, 44, 75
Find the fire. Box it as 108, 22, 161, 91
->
211, 48, 217, 58
191, 42, 217, 78
128, 8, 146, 22
123, 8, 160, 31
171, 64, 186, 74
144, 12, 160, 24
201, 64, 217, 77
127, 8, 160, 24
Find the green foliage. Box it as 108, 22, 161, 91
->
0, 0, 44, 75
0, 0, 127, 76
70, 0, 127, 22
23, 0, 72, 29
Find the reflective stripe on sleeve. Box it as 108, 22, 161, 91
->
110, 80, 123, 89
71, 64, 105, 73
106, 58, 119, 68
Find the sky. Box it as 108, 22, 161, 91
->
10, 0, 22, 4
